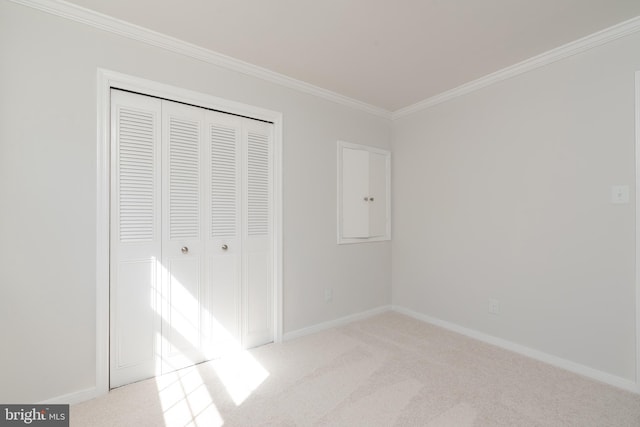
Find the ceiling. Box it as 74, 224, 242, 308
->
64, 0, 640, 112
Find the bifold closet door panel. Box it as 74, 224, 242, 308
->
204, 111, 243, 357
110, 90, 162, 388
243, 119, 274, 349
160, 100, 207, 372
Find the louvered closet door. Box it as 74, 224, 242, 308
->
203, 111, 243, 358
110, 90, 275, 387
110, 90, 162, 388
243, 119, 274, 348
160, 100, 207, 373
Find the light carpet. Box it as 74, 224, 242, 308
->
72, 312, 640, 426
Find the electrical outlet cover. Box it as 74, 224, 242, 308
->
611, 185, 629, 204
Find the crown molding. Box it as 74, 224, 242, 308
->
393, 15, 640, 120
8, 0, 640, 122
8, 0, 392, 120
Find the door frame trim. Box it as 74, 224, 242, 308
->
96, 68, 284, 395
635, 70, 640, 393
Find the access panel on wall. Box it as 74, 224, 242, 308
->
337, 140, 391, 244
109, 89, 274, 388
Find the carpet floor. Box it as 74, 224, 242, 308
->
72, 312, 640, 426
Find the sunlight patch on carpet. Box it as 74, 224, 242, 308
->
155, 367, 224, 426
211, 351, 270, 406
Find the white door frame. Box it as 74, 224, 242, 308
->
635, 70, 640, 393
96, 68, 283, 395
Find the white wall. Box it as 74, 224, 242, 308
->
0, 1, 392, 403
393, 31, 640, 381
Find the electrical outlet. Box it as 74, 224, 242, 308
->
324, 288, 333, 303
611, 185, 629, 204
488, 298, 500, 315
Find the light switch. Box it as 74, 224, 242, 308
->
611, 185, 629, 204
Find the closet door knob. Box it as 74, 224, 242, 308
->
369, 197, 374, 202
221, 244, 228, 250
364, 197, 369, 201
181, 246, 189, 254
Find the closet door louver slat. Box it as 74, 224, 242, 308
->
168, 117, 200, 239
247, 132, 270, 237
118, 108, 156, 243
210, 125, 238, 238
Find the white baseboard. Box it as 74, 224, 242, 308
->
39, 304, 637, 405
283, 305, 392, 341
39, 386, 100, 405
392, 305, 639, 394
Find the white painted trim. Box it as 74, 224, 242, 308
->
39, 387, 99, 406
273, 116, 284, 344
337, 140, 391, 244
635, 70, 640, 393
8, 0, 391, 120
283, 306, 392, 341
96, 68, 284, 398
95, 69, 110, 399
8, 0, 640, 120
393, 305, 639, 394
393, 15, 640, 120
